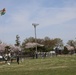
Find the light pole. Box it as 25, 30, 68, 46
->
32, 23, 39, 59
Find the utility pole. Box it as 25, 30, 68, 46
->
32, 23, 39, 59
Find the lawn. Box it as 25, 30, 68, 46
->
0, 55, 76, 75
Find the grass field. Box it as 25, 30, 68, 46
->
0, 55, 76, 75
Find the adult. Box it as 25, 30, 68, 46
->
17, 55, 19, 64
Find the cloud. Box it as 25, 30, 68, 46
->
30, 7, 76, 28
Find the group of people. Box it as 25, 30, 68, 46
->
3, 53, 20, 65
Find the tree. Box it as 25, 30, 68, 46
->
15, 35, 20, 46
44, 37, 63, 51
5, 46, 10, 54
44, 36, 51, 48
67, 40, 76, 53
67, 40, 75, 46
44, 36, 50, 41
54, 38, 63, 47
63, 46, 69, 54
22, 37, 63, 52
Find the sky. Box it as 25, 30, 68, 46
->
0, 0, 76, 45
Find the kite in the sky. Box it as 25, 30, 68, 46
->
0, 8, 6, 16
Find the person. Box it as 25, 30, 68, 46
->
17, 55, 19, 64
10, 53, 13, 63
4, 54, 8, 63
55, 48, 58, 56
44, 52, 46, 58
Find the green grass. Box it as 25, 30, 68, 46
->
0, 55, 76, 75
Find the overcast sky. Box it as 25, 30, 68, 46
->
0, 0, 76, 45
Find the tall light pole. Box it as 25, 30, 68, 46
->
32, 23, 39, 59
